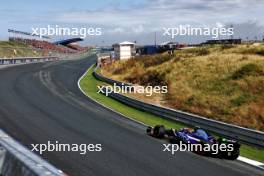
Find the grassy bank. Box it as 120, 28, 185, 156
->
102, 44, 264, 131
79, 64, 264, 163
0, 41, 42, 58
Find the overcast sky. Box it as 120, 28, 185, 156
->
1, 0, 264, 45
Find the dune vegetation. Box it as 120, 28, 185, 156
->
102, 44, 264, 131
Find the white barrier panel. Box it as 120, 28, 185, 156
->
0, 129, 64, 175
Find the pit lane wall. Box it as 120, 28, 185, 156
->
93, 61, 264, 148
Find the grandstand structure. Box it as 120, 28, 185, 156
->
8, 29, 86, 55
8, 29, 51, 41
53, 37, 84, 51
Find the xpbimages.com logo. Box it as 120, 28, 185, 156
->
97, 83, 168, 97
163, 25, 234, 39
31, 25, 102, 38
31, 141, 102, 155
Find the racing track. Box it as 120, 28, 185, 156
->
0, 55, 262, 176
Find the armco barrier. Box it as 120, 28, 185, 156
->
93, 65, 264, 148
0, 57, 59, 65
0, 129, 63, 176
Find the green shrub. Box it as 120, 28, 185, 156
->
231, 93, 255, 106
220, 44, 234, 50
195, 47, 210, 56
112, 66, 127, 74
256, 49, 264, 56
231, 94, 248, 106
125, 70, 167, 86
232, 63, 264, 80
142, 55, 171, 68
237, 47, 264, 56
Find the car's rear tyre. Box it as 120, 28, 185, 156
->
153, 125, 165, 138
146, 126, 152, 135
194, 141, 208, 156
225, 149, 240, 160
169, 136, 180, 144
217, 138, 240, 160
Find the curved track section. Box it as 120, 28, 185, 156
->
0, 56, 262, 176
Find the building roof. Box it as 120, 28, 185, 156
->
113, 41, 135, 46
119, 41, 135, 45
53, 38, 83, 46
160, 41, 178, 45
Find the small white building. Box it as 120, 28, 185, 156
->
113, 41, 135, 60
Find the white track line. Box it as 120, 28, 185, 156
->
238, 156, 264, 170
77, 65, 148, 127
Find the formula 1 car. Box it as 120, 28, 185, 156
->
147, 125, 240, 160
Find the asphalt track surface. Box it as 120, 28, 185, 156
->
0, 55, 263, 176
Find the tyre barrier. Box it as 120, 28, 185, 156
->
93, 65, 264, 148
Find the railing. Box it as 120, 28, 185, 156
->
93, 63, 264, 148
0, 57, 59, 65
0, 129, 64, 176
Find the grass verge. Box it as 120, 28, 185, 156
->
79, 64, 264, 163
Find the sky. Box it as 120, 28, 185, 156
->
1, 0, 264, 45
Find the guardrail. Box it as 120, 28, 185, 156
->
0, 57, 59, 65
97, 53, 111, 58
0, 129, 64, 176
93, 65, 264, 148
